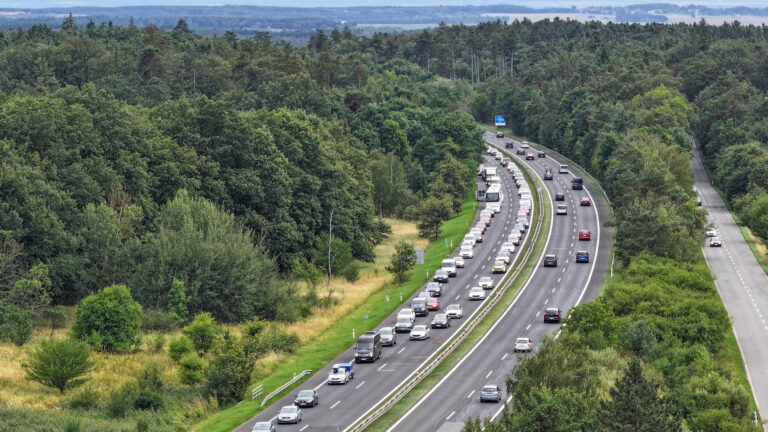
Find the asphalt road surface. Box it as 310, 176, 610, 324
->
235, 148, 534, 432
692, 142, 768, 429
387, 132, 612, 431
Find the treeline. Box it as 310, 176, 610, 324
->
411, 19, 760, 431
0, 19, 481, 330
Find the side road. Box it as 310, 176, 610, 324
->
692, 141, 768, 429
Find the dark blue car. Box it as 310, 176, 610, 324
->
576, 251, 589, 263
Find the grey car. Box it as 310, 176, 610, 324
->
277, 405, 302, 424
480, 384, 502, 403
251, 421, 276, 432
294, 389, 318, 408
380, 326, 397, 346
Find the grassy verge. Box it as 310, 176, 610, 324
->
364, 162, 551, 432
735, 221, 768, 277
197, 191, 479, 432
720, 321, 759, 413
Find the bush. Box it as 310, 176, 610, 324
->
204, 332, 253, 406
133, 387, 164, 410
72, 285, 143, 352
0, 302, 33, 346
136, 362, 164, 392
182, 312, 220, 354
106, 383, 136, 418
67, 386, 100, 410
168, 336, 194, 362
341, 260, 362, 282
136, 418, 150, 432
148, 333, 166, 353
41, 305, 68, 333
63, 417, 82, 432
178, 353, 205, 385
141, 309, 178, 333
23, 338, 93, 393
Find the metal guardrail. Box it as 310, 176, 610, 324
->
259, 370, 312, 407
347, 147, 547, 432
251, 385, 263, 401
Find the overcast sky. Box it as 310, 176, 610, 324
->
8, 0, 765, 9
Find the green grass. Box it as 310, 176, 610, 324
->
720, 322, 759, 414
364, 158, 551, 432
197, 190, 479, 432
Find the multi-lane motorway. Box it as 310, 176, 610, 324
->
692, 142, 768, 429
236, 140, 534, 431
387, 132, 612, 431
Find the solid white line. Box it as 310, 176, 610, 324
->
356, 381, 366, 389
330, 400, 340, 409
313, 380, 326, 391
300, 425, 309, 431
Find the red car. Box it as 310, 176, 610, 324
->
580, 197, 591, 206
525, 154, 535, 160
578, 230, 591, 241
427, 297, 440, 311
476, 225, 486, 234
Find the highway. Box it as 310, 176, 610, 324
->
388, 132, 612, 431
235, 146, 535, 431
692, 142, 768, 429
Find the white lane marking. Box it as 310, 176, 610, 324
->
313, 380, 325, 391
378, 363, 387, 371
526, 323, 531, 330
485, 370, 493, 378
506, 394, 514, 402
545, 297, 549, 304
535, 311, 541, 317
330, 400, 340, 409
501, 353, 508, 360
557, 277, 561, 283
356, 381, 366, 389
473, 274, 478, 279
398, 347, 406, 354
466, 390, 474, 399
446, 410, 455, 421
552, 287, 556, 293
455, 294, 460, 300
300, 425, 309, 431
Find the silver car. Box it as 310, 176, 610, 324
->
446, 304, 463, 318
469, 287, 486, 300
251, 421, 275, 432
277, 405, 302, 424
478, 277, 494, 289
410, 325, 430, 340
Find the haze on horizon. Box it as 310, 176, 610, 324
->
6, 0, 766, 9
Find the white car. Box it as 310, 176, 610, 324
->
501, 242, 516, 254
706, 230, 717, 237
454, 256, 465, 268
496, 253, 511, 265
517, 217, 529, 228
469, 287, 486, 300
470, 229, 484, 241
446, 304, 463, 318
409, 325, 430, 340
460, 247, 474, 259
397, 308, 415, 322
514, 337, 533, 353
441, 259, 457, 277
521, 141, 530, 148
463, 236, 477, 247
478, 277, 494, 289
556, 205, 568, 215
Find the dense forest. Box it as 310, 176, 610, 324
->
0, 13, 766, 432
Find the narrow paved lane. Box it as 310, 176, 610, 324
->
692, 141, 768, 429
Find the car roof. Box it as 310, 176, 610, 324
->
447, 304, 461, 308
545, 254, 556, 258
546, 307, 559, 312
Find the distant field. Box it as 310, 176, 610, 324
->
483, 12, 768, 24
482, 12, 612, 22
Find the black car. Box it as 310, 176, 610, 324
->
431, 313, 451, 329
294, 390, 319, 408
538, 151, 545, 158
411, 298, 428, 316
496, 132, 504, 138
555, 192, 565, 201
543, 170, 553, 180
543, 254, 558, 267
543, 308, 561, 323
517, 148, 526, 155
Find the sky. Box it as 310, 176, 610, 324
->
8, 0, 768, 9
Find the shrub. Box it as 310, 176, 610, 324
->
168, 278, 189, 323
168, 335, 194, 362
136, 362, 164, 392
204, 332, 253, 406
0, 302, 33, 346
141, 309, 178, 333
133, 388, 164, 410
23, 338, 93, 393
67, 386, 100, 410
178, 353, 205, 385
106, 383, 136, 418
41, 305, 68, 334
63, 417, 82, 432
341, 260, 362, 282
136, 418, 150, 432
72, 285, 143, 352
182, 312, 220, 354
148, 333, 166, 353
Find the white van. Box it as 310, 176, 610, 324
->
441, 259, 457, 277
559, 164, 568, 174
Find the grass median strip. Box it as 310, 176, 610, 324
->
197, 191, 479, 432
363, 158, 551, 432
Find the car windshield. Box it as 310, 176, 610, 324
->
412, 299, 426, 306
483, 386, 497, 392
253, 424, 271, 430
413, 325, 426, 331
397, 317, 411, 323
281, 406, 298, 413
516, 339, 528, 344
380, 328, 392, 335
495, 261, 505, 266
448, 305, 459, 310
298, 390, 314, 397
480, 277, 492, 283
357, 342, 373, 350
